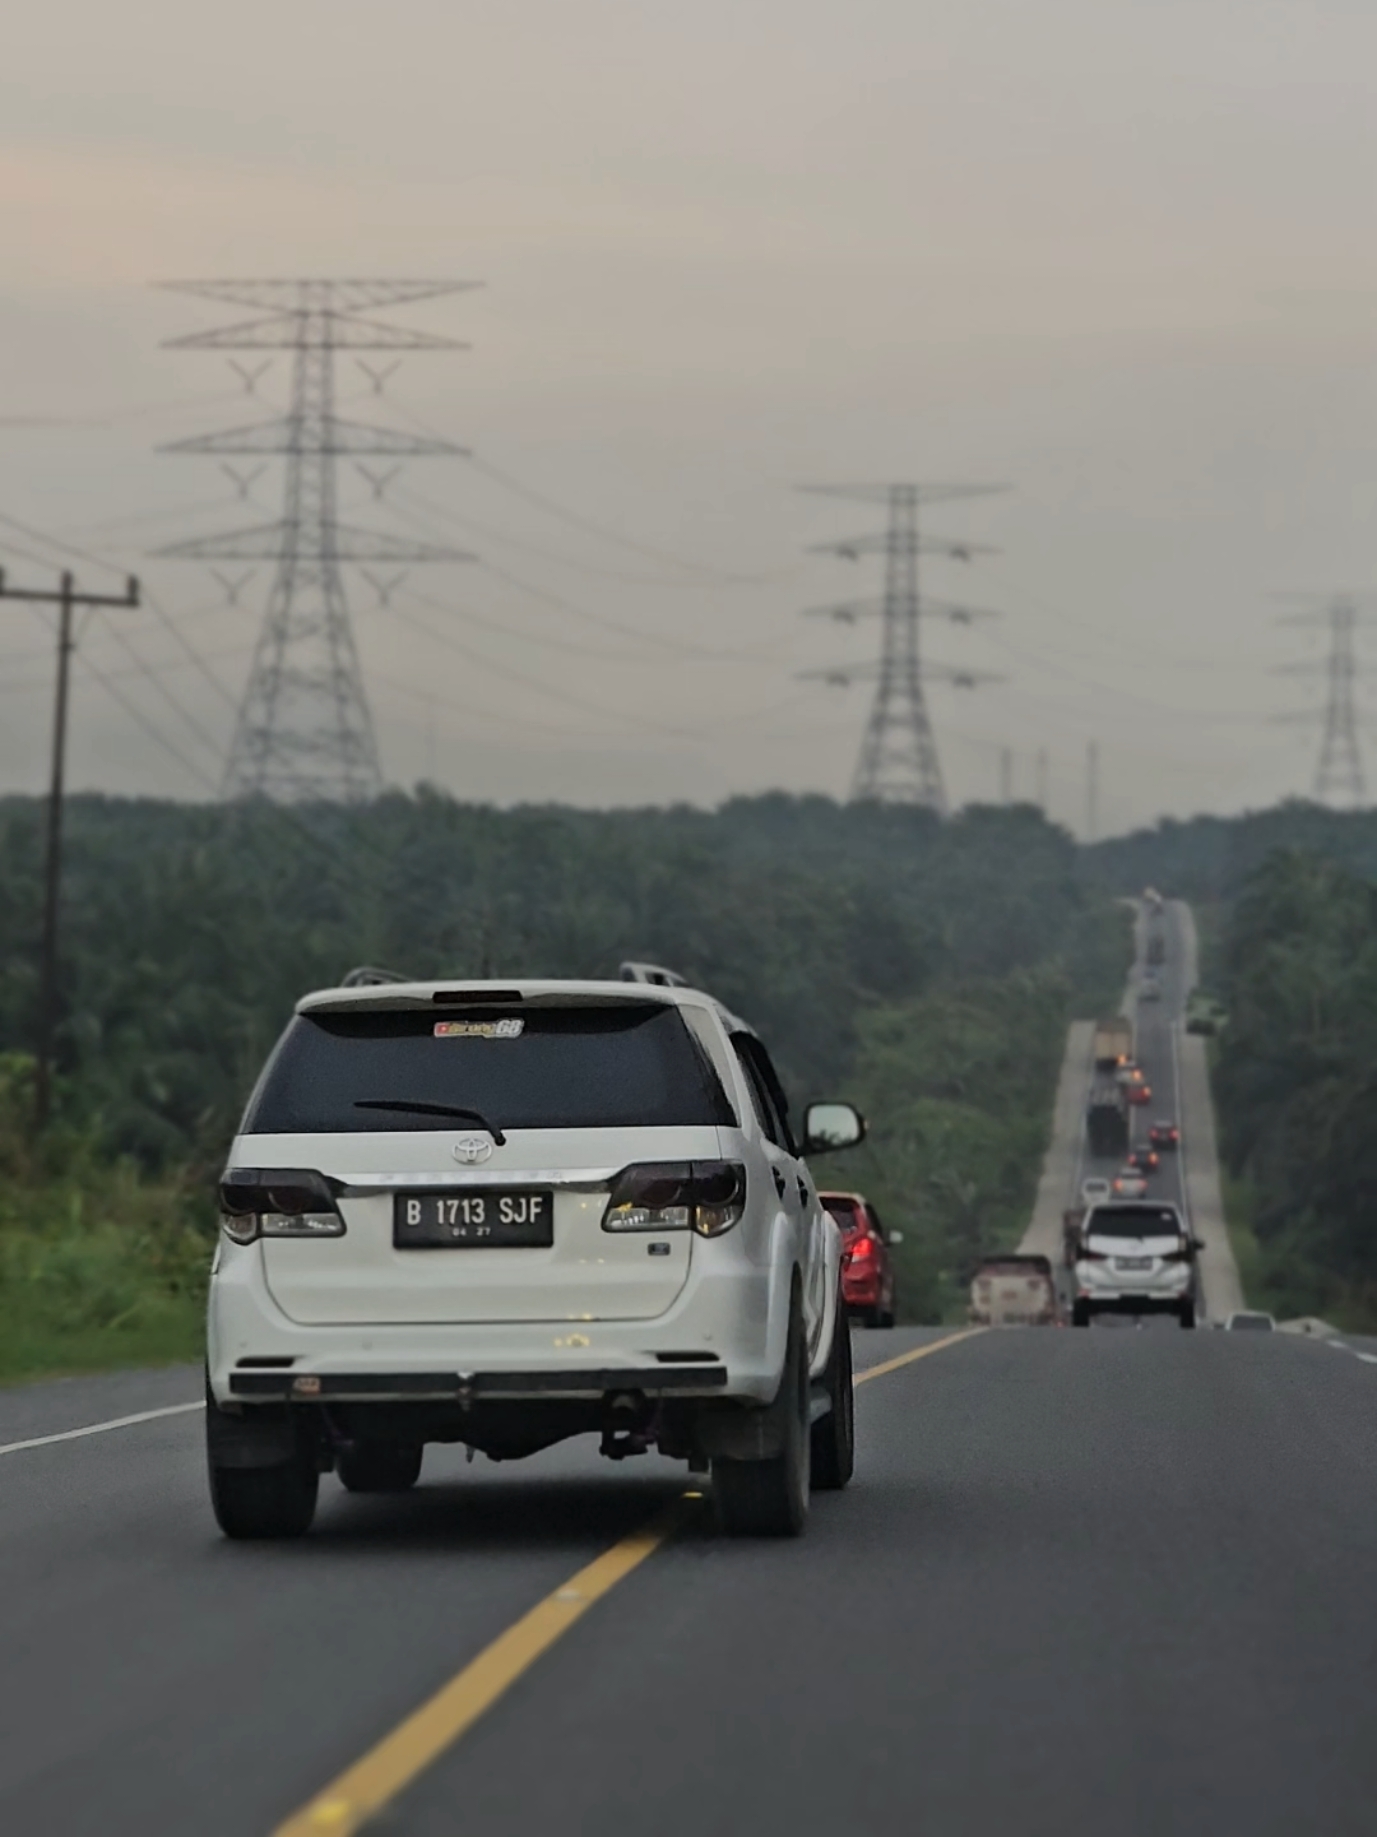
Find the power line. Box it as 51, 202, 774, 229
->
155, 278, 479, 801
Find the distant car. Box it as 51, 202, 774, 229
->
1126, 1147, 1160, 1174
1148, 1121, 1180, 1151
969, 1254, 1059, 1327
1126, 1081, 1152, 1107
1115, 1061, 1142, 1088
1223, 1310, 1275, 1332
1112, 1166, 1148, 1199
821, 1191, 900, 1329
1072, 1201, 1200, 1328
1081, 1176, 1112, 1206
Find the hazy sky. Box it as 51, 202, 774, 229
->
2, 0, 1376, 834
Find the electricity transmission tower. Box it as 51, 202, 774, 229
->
1274, 593, 1375, 806
156, 280, 476, 801
799, 483, 1006, 813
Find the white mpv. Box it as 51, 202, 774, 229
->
206, 969, 865, 1540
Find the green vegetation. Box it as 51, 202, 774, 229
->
0, 1057, 209, 1382
812, 967, 1075, 1319
0, 791, 1128, 1370
1212, 850, 1377, 1330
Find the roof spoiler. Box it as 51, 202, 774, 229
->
339, 965, 410, 988
619, 960, 687, 988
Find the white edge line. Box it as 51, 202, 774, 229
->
0, 1400, 203, 1457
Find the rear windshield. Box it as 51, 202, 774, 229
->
821, 1197, 860, 1229
1088, 1206, 1183, 1237
241, 1002, 736, 1135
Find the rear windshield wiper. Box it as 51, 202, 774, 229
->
353, 1100, 507, 1144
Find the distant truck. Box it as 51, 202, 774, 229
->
1093, 1015, 1133, 1070
1086, 1077, 1130, 1158
969, 1254, 1059, 1327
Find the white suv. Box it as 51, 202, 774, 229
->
206, 970, 865, 1540
1071, 1201, 1201, 1328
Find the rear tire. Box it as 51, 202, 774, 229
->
338, 1442, 424, 1493
715, 1302, 810, 1537
209, 1454, 318, 1540
810, 1310, 854, 1491
1071, 1300, 1091, 1328
1178, 1300, 1197, 1330
878, 1308, 896, 1330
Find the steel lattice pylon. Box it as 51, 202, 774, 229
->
157, 279, 477, 801
1274, 592, 1374, 808
1315, 599, 1364, 804
799, 482, 1007, 813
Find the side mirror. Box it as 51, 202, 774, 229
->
802, 1100, 866, 1155
888, 1230, 904, 1245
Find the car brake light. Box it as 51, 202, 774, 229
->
219, 1169, 345, 1244
602, 1162, 746, 1238
846, 1233, 876, 1262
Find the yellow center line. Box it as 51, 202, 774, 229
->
273, 1506, 678, 1837
272, 1326, 980, 1836
854, 1325, 986, 1386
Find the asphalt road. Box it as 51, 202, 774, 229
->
4, 1326, 1377, 1836
1080, 899, 1188, 1213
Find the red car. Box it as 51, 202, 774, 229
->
1149, 1121, 1180, 1150
1127, 1081, 1152, 1106
1127, 1147, 1160, 1174
820, 1191, 899, 1329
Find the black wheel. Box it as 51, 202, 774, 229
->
864, 1306, 883, 1329
206, 1380, 318, 1539
715, 1300, 810, 1537
1178, 1300, 1197, 1330
210, 1462, 318, 1539
878, 1308, 896, 1330
1071, 1299, 1091, 1328
810, 1309, 854, 1491
337, 1442, 424, 1493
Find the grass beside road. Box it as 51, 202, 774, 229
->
0, 1062, 210, 1383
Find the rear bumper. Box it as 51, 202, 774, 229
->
1079, 1295, 1190, 1315
208, 1235, 787, 1407
229, 1365, 728, 1401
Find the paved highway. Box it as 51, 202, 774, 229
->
4, 1325, 1377, 1836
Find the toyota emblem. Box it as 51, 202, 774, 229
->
452, 1135, 494, 1165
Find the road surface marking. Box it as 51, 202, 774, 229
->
1355, 1353, 1377, 1365
273, 1507, 677, 1837
274, 1327, 979, 1835
0, 1401, 201, 1458
855, 1326, 985, 1386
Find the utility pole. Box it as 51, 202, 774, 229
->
1086, 740, 1099, 843
0, 568, 140, 1127
798, 483, 1008, 813
156, 279, 477, 801
1274, 593, 1375, 806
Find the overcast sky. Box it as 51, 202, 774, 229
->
2, 0, 1375, 835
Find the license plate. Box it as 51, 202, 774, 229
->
393, 1190, 554, 1249
1115, 1256, 1151, 1271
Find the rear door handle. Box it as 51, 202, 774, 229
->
772, 1166, 787, 1200
796, 1177, 810, 1209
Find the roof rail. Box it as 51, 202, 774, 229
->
339, 964, 410, 988
619, 960, 687, 989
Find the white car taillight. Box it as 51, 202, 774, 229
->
219, 1170, 346, 1244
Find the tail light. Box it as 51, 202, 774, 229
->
219, 1169, 345, 1244
602, 1162, 746, 1238
846, 1233, 877, 1263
